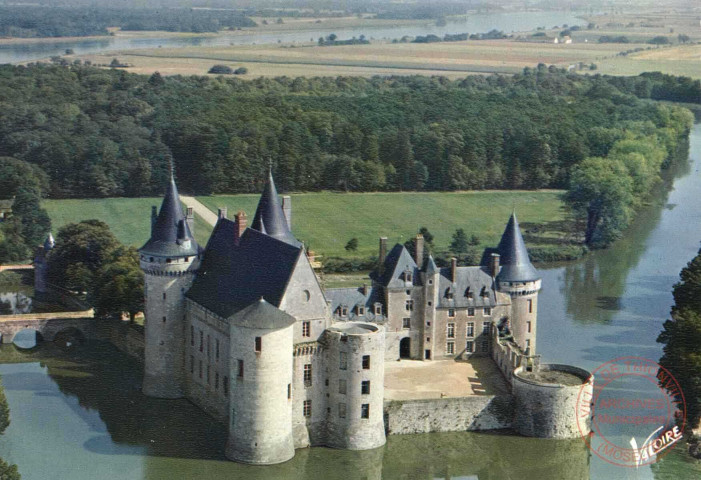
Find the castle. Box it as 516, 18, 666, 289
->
138, 171, 584, 465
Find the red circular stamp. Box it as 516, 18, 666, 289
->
576, 356, 686, 468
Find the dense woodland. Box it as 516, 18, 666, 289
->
0, 6, 256, 37
0, 64, 696, 252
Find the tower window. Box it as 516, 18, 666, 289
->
206, 365, 210, 385
163, 292, 166, 300
199, 330, 203, 352
304, 364, 312, 387
216, 338, 220, 361
303, 400, 312, 418
255, 336, 262, 352
339, 352, 347, 370
406, 300, 414, 311
237, 359, 244, 378
526, 339, 531, 350
362, 355, 370, 369
198, 360, 202, 379
287, 383, 291, 399
339, 379, 347, 394
302, 321, 310, 337
338, 403, 346, 418
528, 299, 533, 313
223, 376, 229, 396
190, 326, 194, 346
402, 317, 410, 329
162, 316, 166, 323
207, 335, 210, 359
361, 380, 370, 395
527, 321, 532, 333
361, 404, 369, 419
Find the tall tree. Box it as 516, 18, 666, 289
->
92, 246, 144, 321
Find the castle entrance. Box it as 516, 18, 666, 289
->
399, 337, 411, 359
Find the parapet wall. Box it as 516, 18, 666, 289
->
384, 395, 514, 435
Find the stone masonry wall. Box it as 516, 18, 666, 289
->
384, 394, 514, 435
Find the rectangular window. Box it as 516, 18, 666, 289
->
190, 355, 194, 374
339, 379, 347, 395
362, 355, 370, 370
528, 299, 533, 313
216, 338, 220, 362
340, 306, 348, 317
237, 359, 244, 378
361, 404, 370, 419
481, 341, 489, 352
198, 360, 202, 379
406, 299, 414, 311
467, 322, 474, 337
302, 321, 310, 337
303, 400, 312, 418
527, 321, 532, 333
206, 365, 210, 385
482, 321, 491, 334
484, 307, 492, 316
162, 316, 166, 323
526, 338, 531, 349
215, 372, 219, 390
447, 323, 455, 338
466, 341, 474, 353
339, 352, 347, 370
163, 292, 166, 300
304, 364, 312, 387
357, 306, 365, 315
468, 307, 475, 317
287, 383, 291, 399
199, 330, 203, 352
447, 341, 455, 354
255, 336, 262, 352
338, 403, 347, 418
402, 317, 411, 329
361, 380, 370, 395
190, 325, 194, 346
223, 376, 228, 396
448, 308, 455, 318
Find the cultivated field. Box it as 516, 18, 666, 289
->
43, 197, 213, 247
196, 190, 567, 258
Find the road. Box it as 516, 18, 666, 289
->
179, 195, 218, 226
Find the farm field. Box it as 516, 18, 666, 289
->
196, 190, 568, 258
42, 197, 213, 247
75, 40, 633, 77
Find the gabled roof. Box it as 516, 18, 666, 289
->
140, 175, 199, 257
251, 171, 299, 246
496, 213, 540, 283
186, 225, 302, 319
229, 298, 296, 330
437, 266, 502, 308
371, 244, 418, 288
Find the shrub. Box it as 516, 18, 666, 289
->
208, 65, 233, 74
233, 67, 248, 75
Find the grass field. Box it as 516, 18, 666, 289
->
43, 197, 213, 247
196, 190, 568, 258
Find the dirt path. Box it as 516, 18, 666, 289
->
179, 195, 218, 226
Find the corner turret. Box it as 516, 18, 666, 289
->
139, 172, 201, 399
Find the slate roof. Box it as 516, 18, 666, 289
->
140, 175, 200, 257
251, 171, 299, 246
229, 298, 296, 330
370, 244, 419, 289
496, 213, 540, 283
325, 286, 386, 323
436, 266, 501, 309
186, 225, 302, 318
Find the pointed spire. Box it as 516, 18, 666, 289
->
496, 212, 539, 283
251, 170, 299, 246
140, 172, 199, 257
425, 254, 438, 276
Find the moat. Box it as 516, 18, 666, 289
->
2, 123, 701, 479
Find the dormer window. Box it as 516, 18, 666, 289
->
465, 287, 473, 299
404, 270, 413, 283
374, 303, 382, 315
340, 305, 348, 317
445, 288, 454, 300
357, 305, 365, 316
480, 286, 488, 297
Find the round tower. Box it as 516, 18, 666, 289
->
226, 299, 296, 465
324, 322, 386, 450
496, 213, 541, 355
139, 174, 200, 399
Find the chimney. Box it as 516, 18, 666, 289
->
234, 211, 247, 246
415, 234, 424, 267
490, 253, 501, 278
186, 206, 195, 237
151, 206, 158, 234
282, 195, 292, 229
378, 237, 388, 276
217, 207, 228, 220
451, 257, 457, 283
362, 284, 369, 296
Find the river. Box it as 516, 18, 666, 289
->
0, 124, 700, 478
0, 11, 585, 64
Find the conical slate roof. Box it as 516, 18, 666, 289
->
140, 174, 199, 257
229, 298, 296, 330
496, 213, 540, 283
251, 171, 299, 246
425, 255, 438, 276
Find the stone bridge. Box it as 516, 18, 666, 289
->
0, 309, 96, 343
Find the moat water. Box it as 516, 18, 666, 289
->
1, 124, 701, 479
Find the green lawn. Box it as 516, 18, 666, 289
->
196, 190, 568, 258
43, 197, 213, 247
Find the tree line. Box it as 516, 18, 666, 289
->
0, 6, 256, 37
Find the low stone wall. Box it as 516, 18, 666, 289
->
384, 394, 514, 435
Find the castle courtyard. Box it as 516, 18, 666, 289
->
383, 357, 510, 401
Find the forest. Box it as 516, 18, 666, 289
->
0, 64, 695, 252
0, 6, 256, 37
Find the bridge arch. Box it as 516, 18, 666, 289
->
12, 328, 43, 349
53, 327, 86, 347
